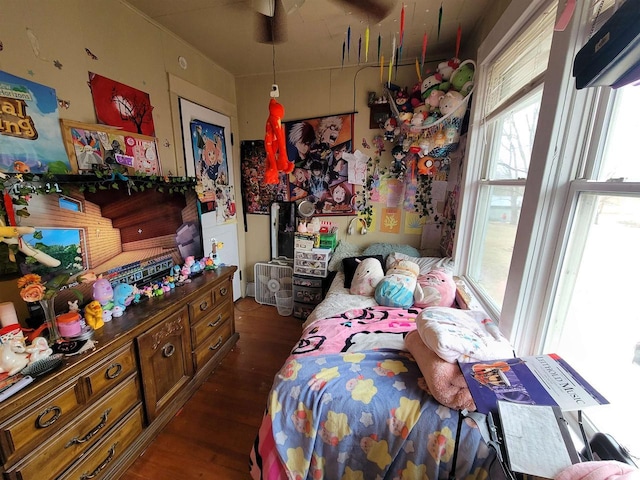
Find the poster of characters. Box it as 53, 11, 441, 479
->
240, 140, 288, 214
0, 70, 71, 174
190, 119, 230, 214
285, 113, 355, 215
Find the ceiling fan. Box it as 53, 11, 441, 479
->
253, 0, 395, 44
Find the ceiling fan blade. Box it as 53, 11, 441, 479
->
331, 0, 395, 23
255, 0, 288, 44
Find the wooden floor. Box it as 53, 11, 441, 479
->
120, 297, 303, 480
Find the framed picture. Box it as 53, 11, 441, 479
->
284, 113, 356, 216
369, 103, 391, 129
59, 119, 161, 175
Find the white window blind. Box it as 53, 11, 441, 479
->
484, 3, 557, 117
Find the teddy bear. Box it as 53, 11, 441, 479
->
374, 259, 423, 309
439, 90, 465, 117
414, 268, 457, 308
350, 257, 384, 296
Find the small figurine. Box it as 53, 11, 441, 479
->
113, 283, 135, 312
93, 278, 114, 309
68, 299, 79, 313
25, 336, 53, 364
84, 300, 104, 330
0, 339, 29, 376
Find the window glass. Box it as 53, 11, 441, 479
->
469, 185, 523, 306
598, 87, 640, 182
545, 192, 640, 456
487, 90, 542, 180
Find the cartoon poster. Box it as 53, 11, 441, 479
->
0, 70, 71, 174
89, 72, 155, 136
189, 119, 230, 214
284, 113, 355, 216
240, 140, 288, 214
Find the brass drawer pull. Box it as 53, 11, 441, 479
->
36, 406, 62, 428
219, 287, 228, 296
105, 363, 122, 380
80, 442, 118, 480
209, 337, 223, 351
65, 408, 112, 448
162, 343, 175, 358
199, 300, 209, 311
208, 314, 223, 328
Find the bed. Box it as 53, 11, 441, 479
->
250, 247, 508, 480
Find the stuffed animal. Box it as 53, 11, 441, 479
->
92, 278, 114, 308
450, 60, 475, 95
414, 268, 457, 308
84, 300, 104, 330
374, 259, 423, 309
113, 283, 135, 311
439, 91, 465, 117
264, 98, 293, 184
350, 258, 384, 297
420, 73, 443, 101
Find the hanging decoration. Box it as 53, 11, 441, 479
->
380, 54, 384, 83
377, 33, 381, 62
438, 3, 443, 40
398, 3, 405, 61
421, 33, 428, 73
456, 24, 462, 58
365, 27, 370, 62
264, 97, 292, 184
342, 40, 346, 68
358, 35, 362, 64
347, 25, 351, 61
415, 59, 422, 82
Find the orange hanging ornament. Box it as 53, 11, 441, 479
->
264, 98, 293, 184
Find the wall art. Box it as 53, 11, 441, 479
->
240, 140, 288, 215
0, 70, 71, 174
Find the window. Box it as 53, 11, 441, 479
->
544, 85, 640, 456
457, 0, 639, 459
459, 2, 557, 312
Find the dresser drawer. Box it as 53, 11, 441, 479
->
58, 405, 144, 480
5, 375, 140, 480
293, 284, 323, 304
188, 288, 216, 325
213, 277, 232, 304
0, 379, 81, 465
76, 343, 137, 403
193, 320, 232, 370
191, 302, 231, 348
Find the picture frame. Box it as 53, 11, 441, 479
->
59, 119, 162, 175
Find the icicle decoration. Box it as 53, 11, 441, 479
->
365, 26, 370, 62
358, 35, 362, 64
421, 32, 428, 73
438, 3, 443, 40
455, 24, 462, 58
347, 25, 351, 61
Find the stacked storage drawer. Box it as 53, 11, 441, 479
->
292, 274, 324, 320
293, 248, 332, 277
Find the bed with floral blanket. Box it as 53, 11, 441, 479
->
249, 306, 498, 480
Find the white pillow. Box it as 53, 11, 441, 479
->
386, 251, 454, 275
327, 241, 362, 272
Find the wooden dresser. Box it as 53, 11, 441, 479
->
0, 266, 237, 480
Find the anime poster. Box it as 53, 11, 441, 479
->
189, 119, 230, 214
0, 70, 71, 174
284, 113, 355, 216
240, 140, 288, 214
89, 72, 156, 136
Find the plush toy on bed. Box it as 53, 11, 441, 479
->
374, 259, 423, 308
349, 257, 384, 296
414, 268, 457, 308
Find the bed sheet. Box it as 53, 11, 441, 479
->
302, 271, 377, 328
250, 306, 498, 480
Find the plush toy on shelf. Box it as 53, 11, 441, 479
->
264, 97, 293, 184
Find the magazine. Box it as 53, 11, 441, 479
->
459, 353, 609, 415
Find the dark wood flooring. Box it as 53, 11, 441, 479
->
120, 297, 303, 480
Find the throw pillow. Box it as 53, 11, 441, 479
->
328, 241, 362, 272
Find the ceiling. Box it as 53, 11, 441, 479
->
124, 0, 495, 77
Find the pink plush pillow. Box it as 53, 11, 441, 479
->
414, 268, 456, 308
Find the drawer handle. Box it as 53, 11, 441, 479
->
105, 363, 123, 380
209, 337, 223, 351
80, 442, 118, 480
199, 300, 209, 311
162, 343, 175, 358
36, 406, 62, 428
208, 314, 223, 328
219, 287, 228, 296
65, 408, 112, 448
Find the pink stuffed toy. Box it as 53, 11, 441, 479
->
264, 98, 293, 184
414, 268, 456, 309
350, 257, 384, 297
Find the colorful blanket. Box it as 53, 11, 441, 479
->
250, 307, 499, 480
